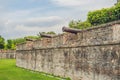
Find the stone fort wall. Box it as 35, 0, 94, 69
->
16, 20, 120, 80
0, 50, 16, 59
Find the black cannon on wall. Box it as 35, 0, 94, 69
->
62, 26, 81, 34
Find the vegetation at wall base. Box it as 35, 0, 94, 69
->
0, 59, 68, 80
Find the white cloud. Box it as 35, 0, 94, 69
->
1, 15, 66, 39
4, 9, 39, 20
15, 23, 65, 33
5, 16, 65, 27
51, 0, 91, 6
15, 16, 66, 32
51, 0, 116, 9
15, 25, 40, 32
25, 16, 63, 24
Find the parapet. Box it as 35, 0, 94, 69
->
0, 50, 16, 59
0, 50, 16, 53
17, 20, 120, 50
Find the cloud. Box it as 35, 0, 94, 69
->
14, 23, 65, 33
51, 0, 92, 6
12, 16, 66, 32
5, 16, 65, 28
22, 16, 64, 27
1, 15, 66, 39
51, 0, 116, 10
0, 20, 6, 32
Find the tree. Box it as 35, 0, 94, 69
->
0, 35, 5, 49
7, 39, 15, 49
87, 3, 120, 25
69, 20, 78, 29
13, 38, 26, 45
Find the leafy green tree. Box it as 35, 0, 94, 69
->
13, 38, 26, 45
6, 38, 26, 50
7, 39, 15, 49
87, 3, 120, 25
69, 20, 78, 29
7, 40, 12, 49
0, 35, 5, 49
6, 36, 41, 50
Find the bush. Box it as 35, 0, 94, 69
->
87, 3, 120, 25
69, 20, 91, 29
69, 3, 120, 29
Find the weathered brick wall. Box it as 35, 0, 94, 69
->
0, 50, 16, 59
16, 20, 120, 80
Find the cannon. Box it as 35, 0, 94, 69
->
62, 26, 81, 34
39, 32, 55, 38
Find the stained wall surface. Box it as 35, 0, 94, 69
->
16, 21, 120, 80
0, 50, 16, 59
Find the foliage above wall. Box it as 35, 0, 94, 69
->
87, 2, 120, 25
7, 36, 40, 50
69, 3, 120, 29
69, 20, 91, 29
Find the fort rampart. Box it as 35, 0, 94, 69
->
16, 20, 120, 80
0, 50, 16, 59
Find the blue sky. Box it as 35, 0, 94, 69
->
0, 0, 117, 39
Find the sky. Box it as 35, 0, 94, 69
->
0, 0, 117, 39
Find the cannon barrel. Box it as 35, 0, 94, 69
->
39, 32, 55, 38
62, 27, 81, 33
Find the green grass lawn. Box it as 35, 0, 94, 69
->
0, 59, 65, 80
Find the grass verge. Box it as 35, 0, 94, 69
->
0, 59, 66, 80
